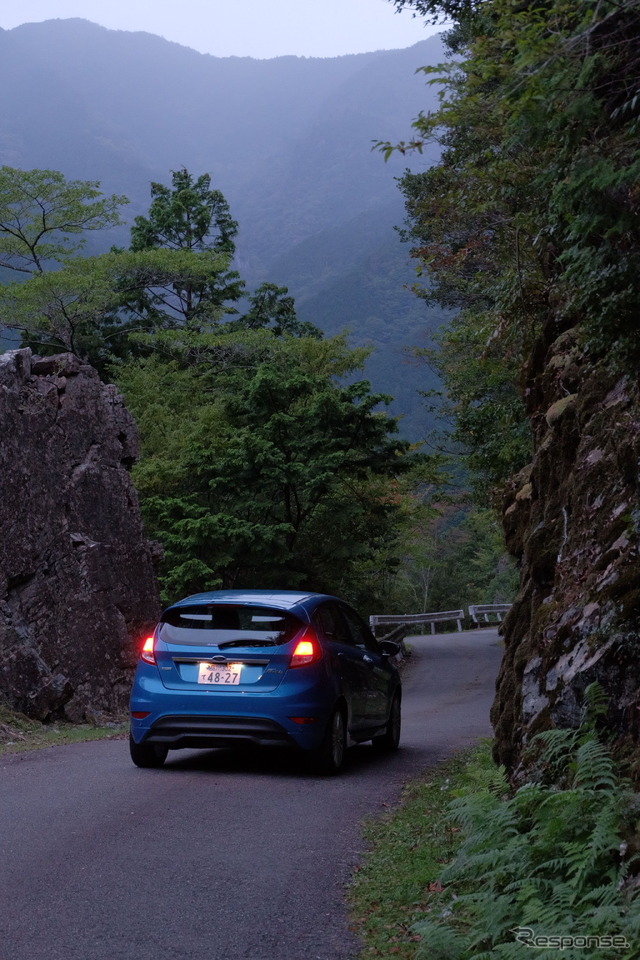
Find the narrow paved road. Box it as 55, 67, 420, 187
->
0, 629, 502, 960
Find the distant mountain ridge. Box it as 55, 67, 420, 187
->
0, 19, 445, 437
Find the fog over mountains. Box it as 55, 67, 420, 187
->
0, 19, 446, 437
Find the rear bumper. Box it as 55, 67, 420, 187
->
140, 714, 292, 750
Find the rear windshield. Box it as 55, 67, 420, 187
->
158, 604, 303, 646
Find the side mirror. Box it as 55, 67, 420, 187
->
379, 640, 401, 658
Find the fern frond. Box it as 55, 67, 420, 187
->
577, 882, 625, 908
411, 729, 636, 960
455, 741, 510, 798
533, 726, 580, 773
582, 681, 609, 728
441, 844, 523, 887
572, 739, 618, 790
413, 918, 466, 960
528, 858, 572, 880
504, 875, 555, 899
448, 791, 518, 836
588, 794, 627, 857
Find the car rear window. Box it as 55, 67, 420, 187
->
158, 604, 303, 646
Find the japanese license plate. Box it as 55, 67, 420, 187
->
197, 663, 242, 685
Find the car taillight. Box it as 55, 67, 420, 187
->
140, 636, 156, 665
290, 629, 322, 668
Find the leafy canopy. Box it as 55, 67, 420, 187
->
114, 329, 414, 608
0, 165, 126, 275
0, 163, 432, 610
130, 168, 238, 255
0, 166, 320, 369
382, 0, 640, 496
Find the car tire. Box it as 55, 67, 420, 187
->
129, 732, 168, 768
371, 693, 401, 754
314, 706, 346, 775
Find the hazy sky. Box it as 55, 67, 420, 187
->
0, 0, 440, 59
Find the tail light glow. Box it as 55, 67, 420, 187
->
290, 629, 322, 668
141, 636, 156, 665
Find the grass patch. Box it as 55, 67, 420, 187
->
0, 702, 127, 756
348, 744, 483, 959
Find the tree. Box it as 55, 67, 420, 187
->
130, 168, 238, 255
0, 165, 126, 275
114, 329, 415, 608
1, 166, 313, 369
122, 170, 312, 343
3, 247, 235, 365
126, 168, 242, 331
381, 0, 640, 495
230, 281, 322, 339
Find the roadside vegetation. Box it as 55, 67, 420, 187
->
0, 701, 126, 756
350, 693, 639, 960
349, 745, 475, 959
382, 0, 639, 496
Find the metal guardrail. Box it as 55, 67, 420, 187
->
370, 610, 465, 634
370, 604, 513, 634
377, 623, 410, 644
468, 603, 512, 625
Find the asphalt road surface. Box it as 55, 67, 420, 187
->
0, 629, 502, 960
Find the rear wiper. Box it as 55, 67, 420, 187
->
218, 639, 281, 649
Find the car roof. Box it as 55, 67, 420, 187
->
168, 589, 337, 613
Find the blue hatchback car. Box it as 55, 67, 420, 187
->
129, 589, 402, 774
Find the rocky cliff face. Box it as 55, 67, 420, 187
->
0, 348, 161, 721
492, 327, 640, 778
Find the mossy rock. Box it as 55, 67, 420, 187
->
545, 394, 578, 427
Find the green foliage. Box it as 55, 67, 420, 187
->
114, 329, 415, 608
230, 281, 322, 340
126, 168, 243, 334
384, 0, 640, 494
130, 168, 238, 255
0, 165, 126, 275
412, 689, 640, 959
391, 0, 482, 22
4, 246, 234, 362
386, 503, 518, 614
0, 163, 434, 610
414, 314, 532, 500
348, 746, 480, 960
1, 167, 319, 374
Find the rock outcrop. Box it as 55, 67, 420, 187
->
492, 327, 640, 778
0, 349, 161, 721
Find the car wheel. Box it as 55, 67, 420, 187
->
129, 732, 168, 768
315, 706, 346, 775
371, 693, 401, 754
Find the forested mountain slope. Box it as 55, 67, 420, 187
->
0, 19, 445, 436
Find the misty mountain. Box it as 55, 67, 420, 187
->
0, 18, 445, 437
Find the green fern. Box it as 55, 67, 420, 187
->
413, 703, 639, 960
582, 681, 610, 726
411, 919, 467, 959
